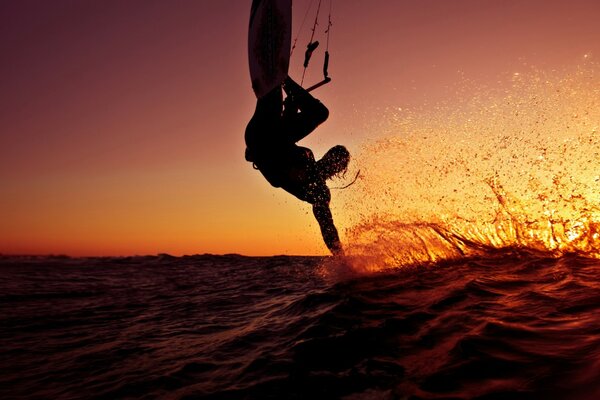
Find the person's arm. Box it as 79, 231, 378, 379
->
313, 202, 344, 255
282, 78, 329, 143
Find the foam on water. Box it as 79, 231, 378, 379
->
337, 62, 600, 271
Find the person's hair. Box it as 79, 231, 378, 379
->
318, 145, 350, 180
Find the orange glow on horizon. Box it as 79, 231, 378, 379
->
2, 1, 600, 256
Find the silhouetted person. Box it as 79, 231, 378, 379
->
245, 77, 350, 255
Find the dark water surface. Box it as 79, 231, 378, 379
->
1, 252, 600, 399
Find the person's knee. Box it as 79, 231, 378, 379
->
315, 102, 329, 124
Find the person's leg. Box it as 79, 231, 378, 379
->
282, 77, 329, 143
255, 85, 283, 117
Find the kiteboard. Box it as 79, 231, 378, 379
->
248, 0, 292, 98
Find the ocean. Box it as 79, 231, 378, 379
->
1, 252, 599, 399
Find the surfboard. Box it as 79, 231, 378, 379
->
248, 0, 292, 98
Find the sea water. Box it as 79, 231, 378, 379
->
1, 253, 599, 399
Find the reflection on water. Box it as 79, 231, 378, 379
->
1, 254, 599, 399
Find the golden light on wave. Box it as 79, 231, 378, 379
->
336, 62, 600, 272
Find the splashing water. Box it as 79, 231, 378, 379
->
339, 62, 600, 271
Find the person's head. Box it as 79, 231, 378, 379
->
318, 145, 350, 180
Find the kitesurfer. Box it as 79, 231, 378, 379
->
245, 77, 349, 255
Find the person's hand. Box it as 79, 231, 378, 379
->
283, 76, 302, 94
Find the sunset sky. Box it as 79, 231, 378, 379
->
2, 0, 600, 257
